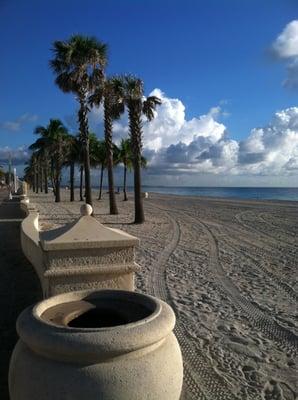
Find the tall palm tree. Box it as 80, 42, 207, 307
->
117, 75, 161, 223
93, 139, 107, 200
0, 166, 5, 182
50, 35, 107, 207
90, 77, 125, 214
88, 132, 102, 200
64, 134, 80, 202
117, 138, 132, 201
117, 138, 147, 201
79, 165, 84, 201
32, 153, 37, 193
31, 119, 69, 202
24, 157, 36, 191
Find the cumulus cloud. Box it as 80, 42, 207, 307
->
272, 20, 298, 58
237, 107, 298, 176
145, 93, 298, 179
6, 89, 296, 185
100, 89, 297, 181
142, 89, 226, 151
0, 113, 38, 132
272, 20, 298, 89
0, 146, 30, 165
103, 89, 237, 176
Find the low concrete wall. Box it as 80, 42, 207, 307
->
19, 199, 140, 298
20, 200, 46, 295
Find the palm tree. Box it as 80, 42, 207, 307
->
31, 119, 69, 202
24, 158, 35, 190
65, 134, 80, 202
90, 77, 125, 215
117, 138, 147, 201
88, 133, 102, 200
93, 139, 107, 200
29, 139, 49, 193
117, 138, 132, 201
50, 35, 107, 207
32, 153, 38, 193
0, 166, 5, 181
24, 153, 38, 192
79, 164, 84, 201
117, 75, 161, 223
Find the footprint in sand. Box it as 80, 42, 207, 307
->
262, 380, 285, 400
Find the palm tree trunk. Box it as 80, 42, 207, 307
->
104, 98, 118, 215
128, 108, 145, 223
36, 169, 39, 194
84, 143, 92, 205
33, 164, 37, 192
133, 160, 144, 223
79, 165, 84, 201
55, 170, 61, 202
70, 162, 75, 202
123, 164, 128, 201
44, 166, 48, 194
40, 165, 43, 192
50, 158, 56, 196
98, 164, 104, 200
78, 99, 92, 207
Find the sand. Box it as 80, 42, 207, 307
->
30, 189, 297, 400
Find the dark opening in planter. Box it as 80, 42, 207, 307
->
41, 295, 155, 329
68, 307, 128, 328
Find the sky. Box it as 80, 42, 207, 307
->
0, 0, 298, 186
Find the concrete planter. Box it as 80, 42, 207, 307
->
9, 290, 183, 400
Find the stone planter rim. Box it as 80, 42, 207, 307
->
16, 289, 176, 363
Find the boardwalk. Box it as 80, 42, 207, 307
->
0, 189, 41, 399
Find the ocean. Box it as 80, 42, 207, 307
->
139, 186, 298, 201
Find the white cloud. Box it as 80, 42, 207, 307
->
272, 20, 298, 89
272, 20, 298, 58
223, 106, 298, 176
140, 91, 298, 180
0, 146, 30, 165
87, 89, 298, 183
142, 89, 226, 151
0, 113, 38, 132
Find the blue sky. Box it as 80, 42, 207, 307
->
0, 0, 298, 186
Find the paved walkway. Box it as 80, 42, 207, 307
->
0, 189, 42, 399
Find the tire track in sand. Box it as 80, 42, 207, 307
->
218, 235, 298, 303
147, 204, 239, 400
195, 217, 298, 356
235, 211, 298, 250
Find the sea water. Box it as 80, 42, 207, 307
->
139, 187, 298, 201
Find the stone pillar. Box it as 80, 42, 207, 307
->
39, 205, 140, 297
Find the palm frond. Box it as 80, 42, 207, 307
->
142, 95, 162, 121
50, 34, 108, 97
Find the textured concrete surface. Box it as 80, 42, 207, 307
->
20, 200, 140, 297
0, 189, 42, 400
10, 290, 183, 400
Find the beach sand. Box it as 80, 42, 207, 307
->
29, 190, 298, 399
